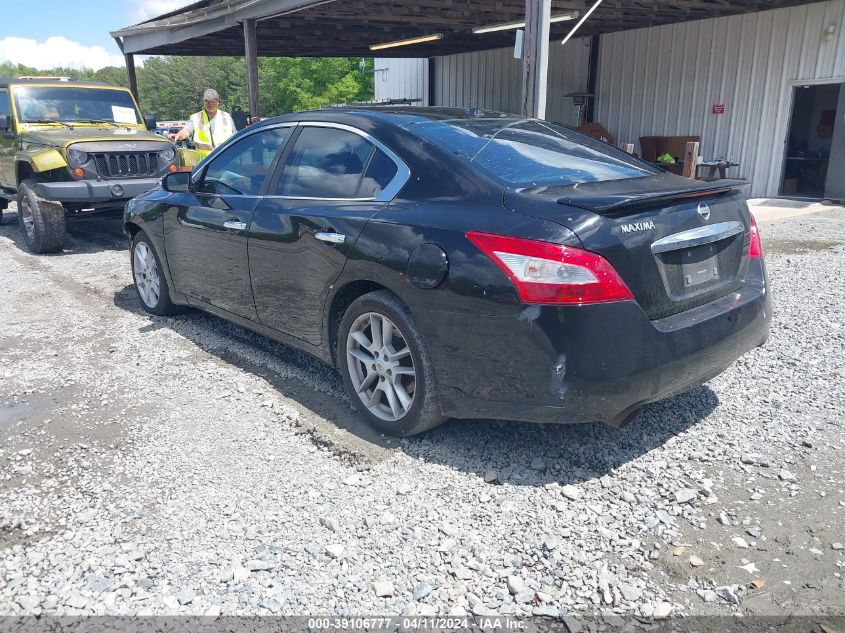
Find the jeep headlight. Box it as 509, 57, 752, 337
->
159, 147, 176, 163
67, 149, 87, 166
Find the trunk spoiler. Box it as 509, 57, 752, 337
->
551, 176, 748, 213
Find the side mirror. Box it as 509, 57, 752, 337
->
162, 171, 191, 193
144, 115, 157, 131
0, 114, 9, 131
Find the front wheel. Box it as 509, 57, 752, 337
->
17, 180, 66, 254
338, 290, 445, 436
130, 231, 182, 316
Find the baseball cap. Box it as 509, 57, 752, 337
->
203, 89, 220, 102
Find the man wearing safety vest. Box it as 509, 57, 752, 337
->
169, 89, 237, 158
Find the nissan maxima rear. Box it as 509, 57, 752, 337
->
124, 108, 771, 436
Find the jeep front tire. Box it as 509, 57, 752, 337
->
17, 180, 66, 254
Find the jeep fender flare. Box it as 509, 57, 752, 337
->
16, 149, 67, 183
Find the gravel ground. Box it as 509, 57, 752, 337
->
0, 202, 843, 623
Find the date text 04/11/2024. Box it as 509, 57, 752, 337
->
307, 616, 527, 630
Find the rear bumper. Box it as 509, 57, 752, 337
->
33, 179, 161, 205
427, 262, 771, 425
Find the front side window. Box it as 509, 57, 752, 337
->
12, 86, 141, 124
277, 127, 376, 199
198, 127, 288, 196
411, 118, 660, 188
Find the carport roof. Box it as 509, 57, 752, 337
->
111, 0, 818, 58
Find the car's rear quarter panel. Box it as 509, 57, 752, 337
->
342, 191, 585, 416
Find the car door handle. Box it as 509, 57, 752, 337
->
315, 232, 346, 245
223, 219, 247, 230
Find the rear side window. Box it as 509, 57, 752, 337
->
277, 126, 374, 199
411, 118, 659, 188
358, 149, 398, 198
198, 127, 288, 196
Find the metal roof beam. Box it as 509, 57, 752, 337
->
111, 0, 329, 55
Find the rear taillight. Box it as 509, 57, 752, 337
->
466, 231, 634, 305
748, 213, 763, 260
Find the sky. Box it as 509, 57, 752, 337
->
0, 0, 194, 70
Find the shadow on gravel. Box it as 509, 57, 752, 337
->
408, 386, 719, 486
111, 284, 394, 454
63, 217, 128, 254
113, 283, 719, 481
0, 209, 127, 255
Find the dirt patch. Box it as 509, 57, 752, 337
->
657, 440, 844, 617
763, 238, 844, 255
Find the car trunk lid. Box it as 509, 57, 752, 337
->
505, 174, 753, 320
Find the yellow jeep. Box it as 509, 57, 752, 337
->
0, 78, 181, 253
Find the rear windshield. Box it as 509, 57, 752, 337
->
409, 118, 659, 187
12, 86, 141, 125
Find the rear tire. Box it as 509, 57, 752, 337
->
338, 290, 445, 436
17, 180, 66, 254
130, 231, 182, 316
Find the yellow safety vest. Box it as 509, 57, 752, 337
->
190, 110, 235, 158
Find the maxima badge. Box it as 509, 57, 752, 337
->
620, 220, 656, 234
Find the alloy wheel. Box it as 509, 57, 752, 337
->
20, 198, 35, 240
346, 312, 416, 422
133, 242, 161, 308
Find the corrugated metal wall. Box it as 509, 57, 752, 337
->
375, 39, 591, 125
596, 0, 845, 197
374, 58, 429, 104
433, 38, 591, 125
434, 47, 523, 115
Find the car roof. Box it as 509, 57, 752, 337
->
250, 106, 523, 132
0, 78, 116, 89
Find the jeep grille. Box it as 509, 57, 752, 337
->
93, 153, 159, 179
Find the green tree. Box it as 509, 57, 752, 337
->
137, 56, 245, 119
91, 67, 130, 88
259, 57, 374, 114
1, 62, 128, 85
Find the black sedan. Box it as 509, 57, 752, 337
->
124, 108, 771, 436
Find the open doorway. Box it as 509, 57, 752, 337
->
782, 83, 840, 199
